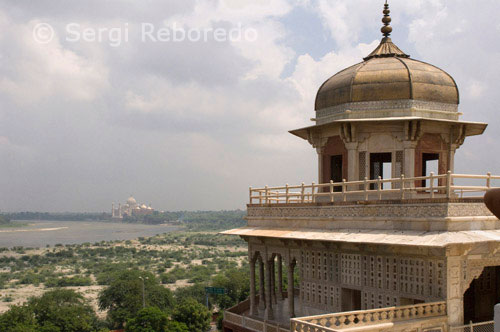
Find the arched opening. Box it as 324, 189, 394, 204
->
463, 266, 500, 323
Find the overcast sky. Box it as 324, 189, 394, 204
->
0, 0, 499, 212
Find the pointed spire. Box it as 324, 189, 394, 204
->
381, 0, 392, 38
363, 1, 409, 60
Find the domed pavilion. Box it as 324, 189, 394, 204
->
222, 3, 500, 332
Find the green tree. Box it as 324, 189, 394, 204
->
126, 307, 168, 332
0, 305, 39, 332
28, 289, 99, 332
211, 266, 249, 310
173, 283, 207, 305
98, 270, 174, 328
125, 307, 190, 332
172, 298, 211, 332
164, 320, 189, 332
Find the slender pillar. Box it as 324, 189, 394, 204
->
277, 255, 283, 300
345, 142, 358, 181
288, 260, 296, 318
447, 255, 464, 326
258, 257, 265, 310
318, 150, 324, 183
271, 256, 277, 304
249, 256, 257, 316
264, 258, 274, 320
403, 141, 417, 178
448, 145, 457, 174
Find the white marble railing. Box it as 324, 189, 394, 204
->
224, 311, 289, 332
290, 301, 447, 332
449, 320, 494, 332
250, 173, 500, 204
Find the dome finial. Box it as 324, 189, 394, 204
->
381, 0, 392, 38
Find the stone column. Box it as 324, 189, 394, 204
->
345, 142, 358, 182
264, 258, 274, 320
271, 256, 277, 304
448, 144, 458, 174
249, 255, 257, 316
288, 260, 296, 318
403, 141, 417, 179
318, 151, 324, 184
277, 255, 283, 300
447, 255, 464, 326
258, 256, 265, 310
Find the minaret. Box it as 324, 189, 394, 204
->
112, 202, 115, 218
118, 203, 122, 218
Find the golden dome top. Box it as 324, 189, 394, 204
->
315, 56, 459, 111
314, 2, 459, 115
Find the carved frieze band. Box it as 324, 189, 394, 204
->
317, 100, 459, 119
248, 203, 492, 219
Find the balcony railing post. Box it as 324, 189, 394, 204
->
265, 185, 269, 204
400, 174, 405, 200
342, 179, 346, 202
312, 182, 316, 203
330, 180, 334, 203
429, 172, 435, 198
249, 187, 253, 204
487, 172, 492, 189
301, 182, 305, 203
364, 177, 368, 201
285, 184, 289, 204
446, 171, 452, 199
259, 190, 262, 204
377, 176, 382, 200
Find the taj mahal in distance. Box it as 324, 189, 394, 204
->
111, 196, 154, 220
222, 2, 500, 332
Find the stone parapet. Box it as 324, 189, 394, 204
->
247, 199, 496, 232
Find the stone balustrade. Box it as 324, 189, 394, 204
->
290, 301, 447, 332
250, 173, 500, 205
224, 302, 289, 332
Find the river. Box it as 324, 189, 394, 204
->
0, 220, 179, 248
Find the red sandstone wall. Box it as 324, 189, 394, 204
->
321, 136, 348, 184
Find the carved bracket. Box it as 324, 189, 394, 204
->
340, 122, 357, 144
404, 120, 422, 142
307, 131, 328, 152
451, 124, 466, 147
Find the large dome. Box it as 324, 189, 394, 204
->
315, 54, 459, 111
314, 3, 459, 121
127, 196, 137, 205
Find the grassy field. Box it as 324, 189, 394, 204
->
0, 229, 247, 316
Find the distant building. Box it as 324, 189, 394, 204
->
111, 196, 154, 220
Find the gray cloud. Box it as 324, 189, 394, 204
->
0, 0, 499, 212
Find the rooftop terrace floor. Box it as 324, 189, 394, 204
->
242, 295, 326, 328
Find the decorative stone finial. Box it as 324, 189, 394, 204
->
381, 1, 392, 38
363, 0, 409, 60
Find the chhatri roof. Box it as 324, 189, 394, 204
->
315, 2, 459, 112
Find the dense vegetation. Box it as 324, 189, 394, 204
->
0, 213, 252, 331
123, 210, 246, 229
0, 289, 106, 332
0, 215, 10, 225
4, 209, 247, 229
